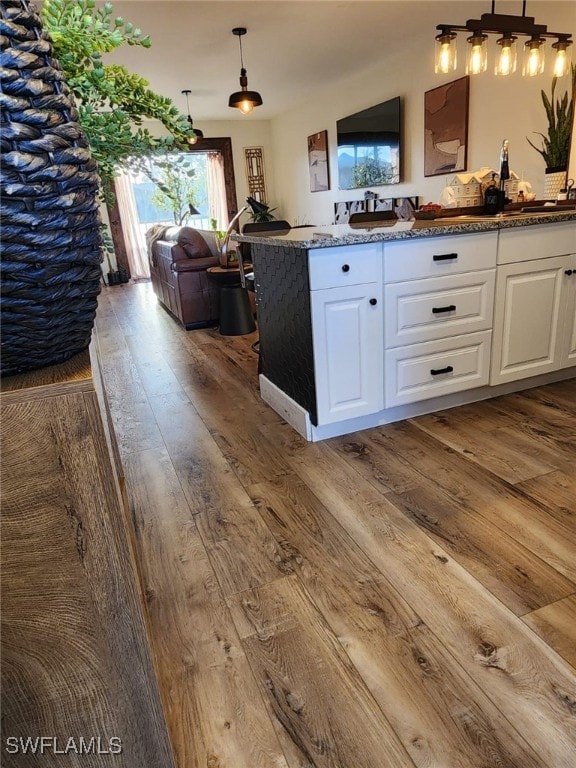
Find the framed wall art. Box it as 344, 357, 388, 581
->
308, 130, 330, 192
424, 76, 469, 177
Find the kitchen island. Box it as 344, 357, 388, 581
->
233, 210, 576, 441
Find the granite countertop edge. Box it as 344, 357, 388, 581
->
232, 210, 576, 249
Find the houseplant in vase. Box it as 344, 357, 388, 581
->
527, 65, 576, 200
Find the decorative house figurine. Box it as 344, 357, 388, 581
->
448, 167, 521, 207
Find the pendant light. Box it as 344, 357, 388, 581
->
434, 2, 572, 78
181, 89, 204, 145
228, 27, 263, 115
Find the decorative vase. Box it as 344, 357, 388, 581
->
543, 168, 567, 201
1, 0, 103, 377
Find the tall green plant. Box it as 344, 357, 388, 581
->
41, 0, 191, 201
527, 65, 576, 170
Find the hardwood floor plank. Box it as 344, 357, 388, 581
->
93, 326, 165, 457
248, 475, 543, 767
260, 422, 576, 768
411, 410, 557, 484
384, 482, 574, 614
146, 390, 287, 597
334, 422, 576, 584
228, 575, 415, 768
123, 446, 290, 768
166, 349, 292, 489
522, 595, 576, 669
515, 470, 576, 528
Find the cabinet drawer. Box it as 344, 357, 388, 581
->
385, 330, 491, 407
497, 222, 576, 265
385, 270, 495, 347
309, 243, 382, 290
384, 232, 497, 282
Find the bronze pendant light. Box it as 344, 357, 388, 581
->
228, 27, 263, 114
181, 89, 204, 144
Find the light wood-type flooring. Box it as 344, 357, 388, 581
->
95, 281, 576, 768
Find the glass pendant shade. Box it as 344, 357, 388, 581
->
435, 31, 457, 73
552, 39, 572, 77
466, 32, 488, 74
523, 37, 545, 76
495, 34, 517, 75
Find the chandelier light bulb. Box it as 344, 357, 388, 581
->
466, 32, 488, 74
239, 100, 254, 115
435, 30, 457, 73
495, 34, 517, 75
552, 38, 572, 77
523, 37, 545, 76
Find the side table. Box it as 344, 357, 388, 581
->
207, 266, 256, 336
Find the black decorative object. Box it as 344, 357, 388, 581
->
1, 0, 103, 377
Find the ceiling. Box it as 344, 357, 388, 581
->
106, 0, 519, 121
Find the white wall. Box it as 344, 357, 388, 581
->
267, 2, 575, 226
195, 119, 277, 209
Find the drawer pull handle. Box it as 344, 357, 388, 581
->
369, 298, 378, 306
432, 304, 456, 314
430, 365, 454, 376
342, 264, 350, 272
565, 269, 573, 276
433, 253, 458, 261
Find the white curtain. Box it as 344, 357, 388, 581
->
114, 169, 150, 279
207, 152, 228, 228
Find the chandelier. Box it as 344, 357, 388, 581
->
435, 1, 573, 77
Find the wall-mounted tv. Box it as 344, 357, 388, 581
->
336, 96, 401, 190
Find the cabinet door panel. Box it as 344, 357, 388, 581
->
491, 256, 566, 385
560, 267, 576, 368
311, 285, 383, 425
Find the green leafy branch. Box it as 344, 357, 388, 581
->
42, 0, 191, 203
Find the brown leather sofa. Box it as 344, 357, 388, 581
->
149, 226, 221, 329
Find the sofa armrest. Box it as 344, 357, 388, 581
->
171, 255, 218, 273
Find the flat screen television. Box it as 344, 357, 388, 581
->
336, 96, 401, 190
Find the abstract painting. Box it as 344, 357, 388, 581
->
424, 76, 469, 177
308, 130, 330, 192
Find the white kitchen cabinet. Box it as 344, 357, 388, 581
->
491, 222, 576, 386
311, 283, 384, 425
491, 255, 576, 384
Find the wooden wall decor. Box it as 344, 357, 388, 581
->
244, 146, 267, 203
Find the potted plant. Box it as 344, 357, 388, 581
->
527, 65, 576, 199
246, 196, 278, 223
